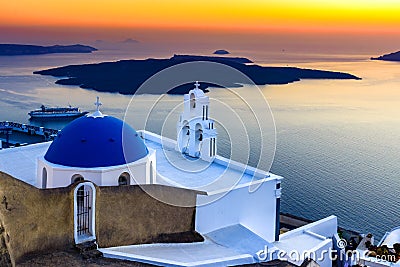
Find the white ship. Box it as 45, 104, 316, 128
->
28, 105, 88, 119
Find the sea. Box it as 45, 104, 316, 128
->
0, 48, 399, 240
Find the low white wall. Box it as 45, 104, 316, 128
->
277, 216, 338, 267
213, 156, 270, 179
139, 130, 176, 149
195, 179, 278, 241
280, 215, 338, 241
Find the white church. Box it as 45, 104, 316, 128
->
0, 82, 338, 267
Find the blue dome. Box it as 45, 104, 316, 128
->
45, 115, 148, 168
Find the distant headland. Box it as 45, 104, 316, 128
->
34, 54, 361, 95
371, 51, 400, 62
213, 49, 230, 55
0, 44, 97, 56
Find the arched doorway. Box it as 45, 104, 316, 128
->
42, 167, 47, 189
179, 121, 190, 154
74, 182, 96, 244
118, 172, 130, 186
194, 123, 203, 157
190, 93, 196, 109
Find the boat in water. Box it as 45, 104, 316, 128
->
28, 105, 89, 119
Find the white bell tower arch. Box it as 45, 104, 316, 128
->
176, 81, 217, 161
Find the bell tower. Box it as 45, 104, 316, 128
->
176, 81, 217, 162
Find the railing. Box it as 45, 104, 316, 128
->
0, 121, 60, 136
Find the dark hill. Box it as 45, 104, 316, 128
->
34, 54, 360, 95
0, 44, 97, 56
371, 51, 400, 61
213, 49, 230, 55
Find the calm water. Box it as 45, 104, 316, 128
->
0, 50, 399, 239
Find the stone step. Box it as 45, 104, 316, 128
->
82, 249, 103, 260
75, 240, 98, 253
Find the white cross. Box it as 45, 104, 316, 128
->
194, 81, 200, 90
94, 96, 102, 112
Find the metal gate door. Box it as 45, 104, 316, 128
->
74, 182, 96, 244
77, 187, 91, 236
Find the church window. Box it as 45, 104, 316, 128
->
42, 167, 47, 189
118, 172, 130, 186
71, 174, 84, 184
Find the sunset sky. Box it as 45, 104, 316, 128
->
1, 0, 400, 53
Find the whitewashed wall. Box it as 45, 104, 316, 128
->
195, 179, 279, 241
279, 215, 338, 239
37, 150, 156, 188
277, 216, 338, 267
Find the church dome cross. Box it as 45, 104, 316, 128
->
95, 96, 102, 112
88, 96, 105, 118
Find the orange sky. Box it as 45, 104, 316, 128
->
1, 0, 400, 34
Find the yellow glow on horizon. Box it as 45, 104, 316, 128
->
1, 0, 400, 34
